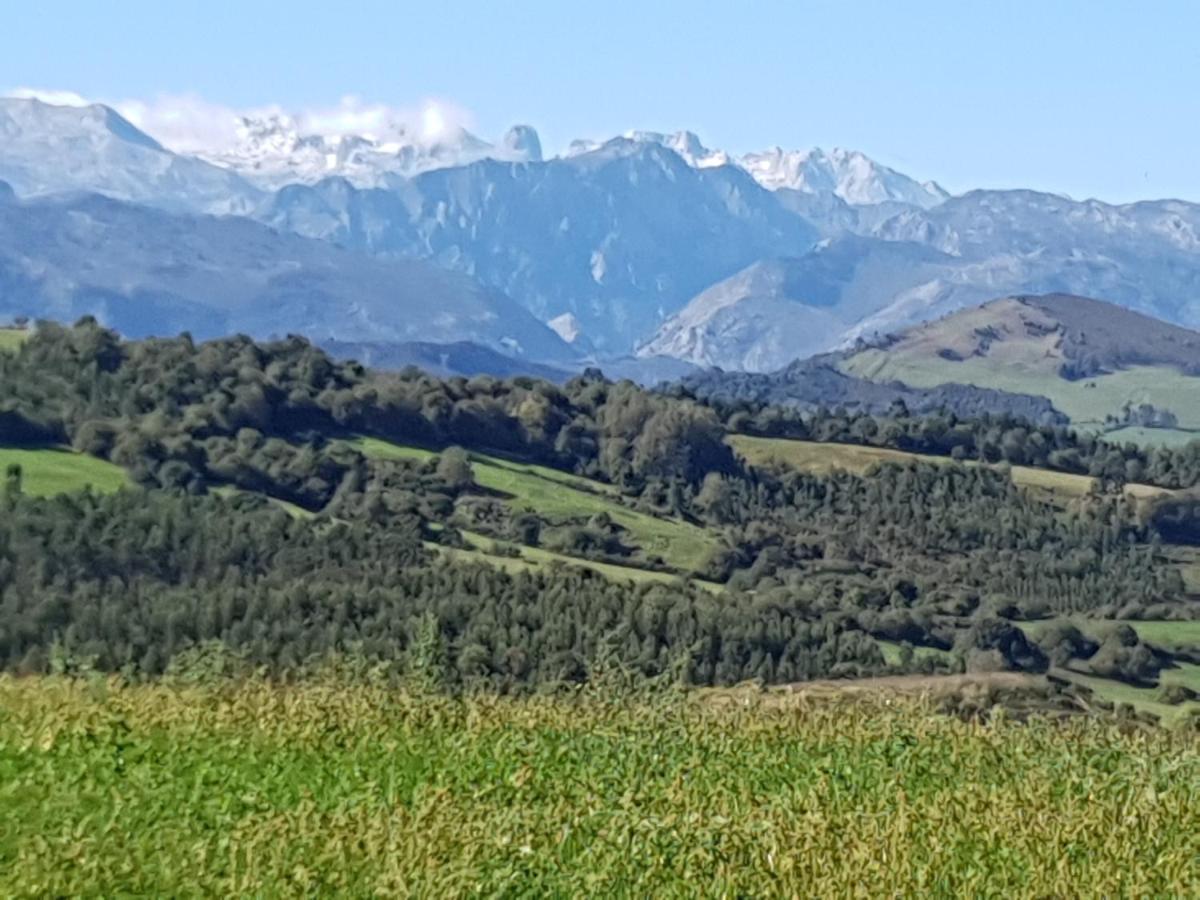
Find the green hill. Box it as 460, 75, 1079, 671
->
840, 294, 1200, 445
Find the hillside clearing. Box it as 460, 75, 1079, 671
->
431, 530, 722, 591
0, 446, 128, 496
351, 436, 717, 573
1018, 618, 1200, 651
842, 351, 1200, 435
728, 434, 1166, 501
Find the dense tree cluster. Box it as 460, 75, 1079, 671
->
0, 485, 887, 685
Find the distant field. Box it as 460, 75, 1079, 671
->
1103, 426, 1200, 449
877, 640, 952, 666
842, 352, 1200, 435
351, 437, 716, 572
1019, 618, 1200, 651
3, 677, 1197, 896
1017, 618, 1200, 723
211, 485, 315, 519
728, 434, 1162, 501
0, 446, 127, 496
1051, 667, 1200, 725
0, 328, 28, 352
433, 530, 722, 591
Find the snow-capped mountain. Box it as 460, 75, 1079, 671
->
740, 147, 949, 208
567, 130, 733, 169
5, 93, 1200, 377
197, 113, 543, 189
0, 97, 262, 214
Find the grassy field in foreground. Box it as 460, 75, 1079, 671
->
352, 436, 716, 572
0, 446, 128, 496
1, 678, 1197, 896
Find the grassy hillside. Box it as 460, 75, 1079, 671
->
728, 434, 1167, 501
0, 446, 128, 496
839, 295, 1200, 443
435, 529, 721, 591
351, 437, 717, 573
2, 677, 1197, 896
0, 327, 28, 352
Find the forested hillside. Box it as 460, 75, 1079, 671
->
1, 320, 1199, 708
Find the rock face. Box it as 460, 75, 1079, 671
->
262, 140, 818, 352
637, 259, 848, 372
0, 185, 574, 361
740, 146, 949, 208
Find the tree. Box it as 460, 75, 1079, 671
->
4, 463, 22, 498
436, 446, 475, 490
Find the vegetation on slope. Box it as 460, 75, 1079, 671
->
1, 677, 1196, 896
2, 320, 1199, 709
351, 436, 716, 573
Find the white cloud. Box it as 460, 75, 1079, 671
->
9, 87, 91, 107
5, 87, 478, 154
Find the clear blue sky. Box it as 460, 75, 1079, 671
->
4, 0, 1198, 202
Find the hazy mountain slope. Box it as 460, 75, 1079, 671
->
321, 339, 572, 381
839, 294, 1200, 438
0, 97, 262, 214
0, 186, 573, 359
640, 239, 956, 371
263, 140, 819, 351
852, 191, 1200, 336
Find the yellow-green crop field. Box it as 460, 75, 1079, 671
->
0, 677, 1196, 896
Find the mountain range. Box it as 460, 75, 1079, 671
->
2, 94, 1199, 390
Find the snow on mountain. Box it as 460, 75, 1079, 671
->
740, 147, 949, 208
0, 97, 262, 214
616, 131, 733, 169
573, 131, 947, 207
197, 112, 543, 189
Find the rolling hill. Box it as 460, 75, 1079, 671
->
838, 294, 1200, 442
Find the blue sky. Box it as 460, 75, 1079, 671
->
3, 0, 1198, 202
